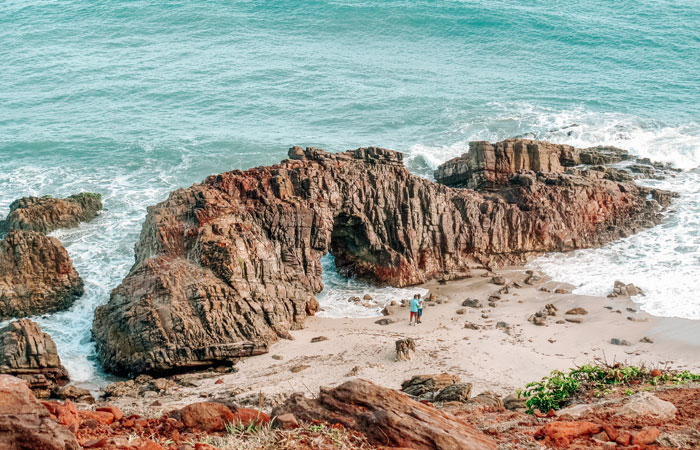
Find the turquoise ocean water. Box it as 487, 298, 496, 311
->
1, 1, 699, 384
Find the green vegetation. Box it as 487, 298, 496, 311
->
517, 364, 700, 413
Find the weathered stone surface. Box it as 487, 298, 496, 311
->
1, 193, 102, 234
0, 319, 69, 397
178, 402, 235, 432
401, 373, 459, 397
534, 421, 602, 447
609, 280, 645, 297
93, 143, 673, 375
615, 392, 677, 421
273, 379, 497, 450
0, 231, 84, 319
0, 375, 80, 450
435, 382, 472, 402
435, 139, 631, 189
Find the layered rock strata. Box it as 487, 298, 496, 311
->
0, 319, 70, 397
434, 139, 632, 189
0, 192, 102, 235
93, 142, 673, 376
273, 379, 497, 450
0, 231, 84, 319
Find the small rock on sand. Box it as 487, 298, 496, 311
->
490, 276, 506, 285
566, 307, 588, 315
310, 336, 328, 343
611, 338, 631, 346
290, 364, 310, 373
456, 308, 466, 315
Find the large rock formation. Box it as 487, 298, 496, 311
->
272, 379, 497, 450
0, 230, 84, 319
434, 139, 631, 189
0, 319, 70, 398
93, 142, 673, 376
0, 375, 80, 450
0, 193, 102, 235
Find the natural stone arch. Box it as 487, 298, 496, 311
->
93, 144, 670, 376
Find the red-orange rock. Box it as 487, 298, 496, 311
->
650, 369, 662, 378
274, 379, 496, 450
194, 444, 218, 450
79, 410, 115, 425
306, 297, 320, 316
179, 402, 235, 432
138, 441, 165, 450
534, 421, 602, 446
96, 405, 124, 421
0, 375, 80, 449
231, 408, 270, 427
616, 432, 632, 446
601, 423, 619, 441
631, 427, 660, 445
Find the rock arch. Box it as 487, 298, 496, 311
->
93, 143, 671, 376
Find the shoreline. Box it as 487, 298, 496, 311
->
102, 266, 700, 415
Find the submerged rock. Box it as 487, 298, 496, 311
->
273, 379, 497, 450
0, 231, 84, 319
1, 193, 102, 235
0, 319, 70, 397
93, 142, 673, 376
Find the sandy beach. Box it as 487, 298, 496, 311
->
107, 267, 700, 414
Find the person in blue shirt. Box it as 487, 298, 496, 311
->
409, 295, 419, 325
416, 294, 424, 324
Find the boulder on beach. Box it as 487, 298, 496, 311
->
0, 319, 70, 397
92, 142, 674, 376
0, 375, 80, 450
273, 379, 497, 450
0, 230, 84, 319
1, 193, 102, 235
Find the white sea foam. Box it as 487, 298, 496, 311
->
316, 255, 428, 319
403, 103, 700, 320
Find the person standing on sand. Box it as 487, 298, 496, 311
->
409, 295, 419, 325
416, 294, 424, 324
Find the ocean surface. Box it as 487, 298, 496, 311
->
1, 0, 698, 384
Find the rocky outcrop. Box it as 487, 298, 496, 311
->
434, 139, 632, 189
273, 379, 497, 450
0, 319, 69, 397
0, 375, 80, 450
93, 143, 673, 376
0, 231, 84, 319
1, 193, 102, 235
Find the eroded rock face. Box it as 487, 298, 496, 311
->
0, 230, 84, 319
273, 379, 497, 450
0, 319, 70, 397
0, 375, 80, 450
1, 193, 102, 235
434, 139, 631, 189
93, 143, 673, 376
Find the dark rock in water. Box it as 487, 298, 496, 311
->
0, 375, 80, 449
610, 280, 645, 297
1, 193, 102, 235
0, 231, 84, 319
273, 379, 497, 450
0, 320, 70, 398
92, 143, 674, 376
